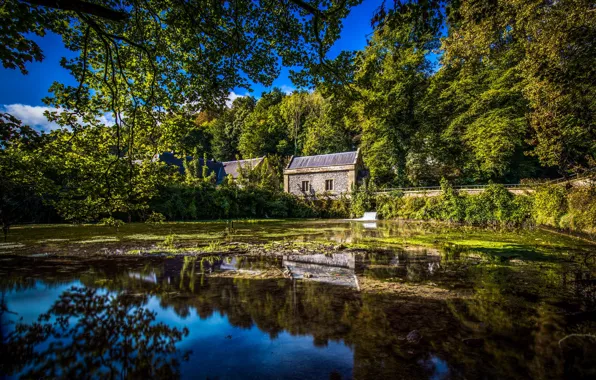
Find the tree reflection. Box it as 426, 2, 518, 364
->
1, 286, 189, 379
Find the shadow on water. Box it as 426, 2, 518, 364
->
0, 251, 595, 379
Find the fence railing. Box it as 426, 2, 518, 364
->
374, 183, 532, 194
368, 168, 596, 194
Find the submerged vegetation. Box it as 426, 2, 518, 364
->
1, 226, 595, 378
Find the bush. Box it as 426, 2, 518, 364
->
563, 186, 596, 232
376, 193, 405, 219
99, 216, 125, 231
146, 211, 166, 224
350, 182, 376, 218
370, 181, 535, 227
150, 182, 345, 221
533, 184, 568, 227
438, 178, 466, 222
158, 234, 175, 248
398, 197, 427, 219
511, 195, 534, 225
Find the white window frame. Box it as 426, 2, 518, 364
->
325, 179, 334, 191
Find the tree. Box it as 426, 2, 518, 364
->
239, 88, 289, 157
0, 113, 52, 239
1, 0, 362, 221
353, 1, 442, 186
41, 126, 165, 222
443, 0, 595, 173
210, 96, 256, 161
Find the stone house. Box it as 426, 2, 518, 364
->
283, 150, 366, 196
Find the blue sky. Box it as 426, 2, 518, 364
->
0, 1, 384, 130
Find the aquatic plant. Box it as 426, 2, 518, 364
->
159, 234, 176, 248
206, 240, 222, 252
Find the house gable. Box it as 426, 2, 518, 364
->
283, 150, 363, 195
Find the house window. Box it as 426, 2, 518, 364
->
325, 179, 334, 191
301, 181, 310, 192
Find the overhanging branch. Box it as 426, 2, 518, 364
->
21, 0, 129, 21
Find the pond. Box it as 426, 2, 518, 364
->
0, 220, 595, 379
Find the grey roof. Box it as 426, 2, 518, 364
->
222, 157, 264, 179
287, 151, 358, 170
156, 152, 225, 183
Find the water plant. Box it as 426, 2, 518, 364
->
206, 240, 222, 252
159, 234, 176, 248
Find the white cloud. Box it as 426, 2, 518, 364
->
1, 104, 62, 132
1, 104, 115, 132
279, 85, 296, 95
226, 91, 249, 107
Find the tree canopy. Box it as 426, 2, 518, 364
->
1, 0, 594, 224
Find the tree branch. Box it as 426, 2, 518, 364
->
287, 0, 327, 20
21, 0, 129, 22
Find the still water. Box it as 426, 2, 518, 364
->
1, 225, 595, 379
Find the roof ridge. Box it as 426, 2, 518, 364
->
222, 157, 264, 164
293, 150, 357, 159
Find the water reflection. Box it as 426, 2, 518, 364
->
1, 286, 189, 378
0, 254, 594, 379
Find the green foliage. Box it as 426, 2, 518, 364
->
462, 185, 516, 226
150, 181, 348, 221
369, 181, 537, 227
353, 1, 441, 187
376, 192, 404, 220
534, 184, 596, 234
1, 0, 594, 228
350, 182, 376, 218
206, 241, 222, 252
438, 178, 466, 222
159, 234, 176, 249
99, 217, 125, 231
0, 114, 54, 237
443, 0, 595, 171
566, 187, 596, 232
146, 212, 166, 225
533, 185, 569, 227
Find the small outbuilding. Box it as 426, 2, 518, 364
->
283, 149, 366, 196
155, 152, 265, 184
221, 157, 265, 180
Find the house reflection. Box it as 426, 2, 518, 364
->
283, 253, 361, 287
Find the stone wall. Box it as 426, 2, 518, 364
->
287, 170, 351, 195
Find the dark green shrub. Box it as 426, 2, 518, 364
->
350, 182, 376, 218
376, 193, 405, 219
511, 195, 534, 225
533, 184, 568, 227
99, 216, 125, 231
398, 197, 427, 219
438, 178, 465, 222
563, 186, 596, 232
146, 211, 166, 224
